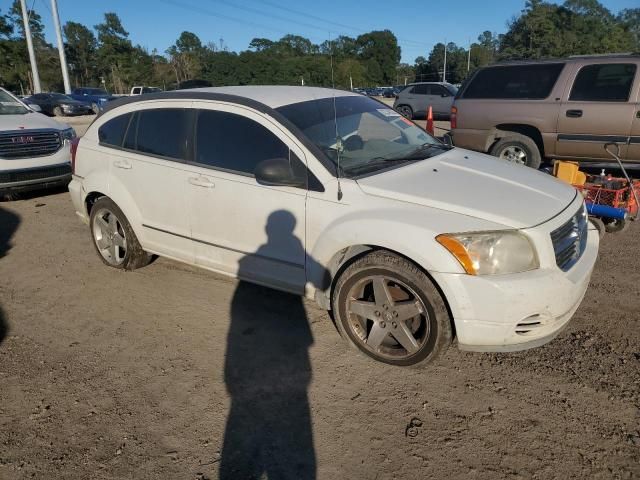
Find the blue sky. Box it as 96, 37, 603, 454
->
34, 0, 638, 63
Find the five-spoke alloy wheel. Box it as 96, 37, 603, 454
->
333, 250, 452, 366
89, 197, 151, 270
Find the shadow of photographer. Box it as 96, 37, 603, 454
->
220, 210, 320, 480
0, 206, 21, 345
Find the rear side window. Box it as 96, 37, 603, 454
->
569, 63, 637, 102
410, 84, 429, 95
462, 63, 565, 99
134, 108, 191, 160
195, 110, 289, 175
98, 113, 131, 147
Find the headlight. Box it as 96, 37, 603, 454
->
61, 127, 77, 144
436, 231, 539, 275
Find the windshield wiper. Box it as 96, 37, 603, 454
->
398, 142, 452, 160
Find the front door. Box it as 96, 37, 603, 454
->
556, 62, 637, 160
185, 104, 308, 294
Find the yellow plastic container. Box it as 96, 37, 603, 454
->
553, 161, 586, 186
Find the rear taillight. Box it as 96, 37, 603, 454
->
450, 106, 457, 130
70, 137, 80, 174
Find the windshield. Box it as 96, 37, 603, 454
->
0, 90, 29, 115
277, 95, 448, 177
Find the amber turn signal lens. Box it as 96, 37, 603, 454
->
436, 234, 476, 275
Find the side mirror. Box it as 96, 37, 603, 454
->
28, 103, 42, 112
255, 157, 306, 188
441, 93, 449, 97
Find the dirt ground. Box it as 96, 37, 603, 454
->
1, 114, 639, 480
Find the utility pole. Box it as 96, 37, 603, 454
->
467, 39, 471, 72
19, 0, 41, 93
51, 0, 71, 93
442, 39, 447, 83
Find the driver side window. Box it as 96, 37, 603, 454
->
194, 109, 290, 176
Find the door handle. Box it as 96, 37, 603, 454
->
188, 176, 215, 188
566, 109, 583, 118
113, 160, 132, 169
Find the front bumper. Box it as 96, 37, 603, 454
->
0, 163, 71, 194
432, 201, 599, 352
1, 143, 72, 195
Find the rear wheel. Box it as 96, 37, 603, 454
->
396, 105, 413, 119
604, 218, 628, 233
332, 250, 452, 367
490, 133, 542, 169
89, 197, 151, 270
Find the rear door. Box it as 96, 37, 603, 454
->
105, 103, 195, 262
624, 63, 640, 162
405, 84, 428, 117
556, 62, 637, 160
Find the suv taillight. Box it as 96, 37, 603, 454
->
450, 106, 457, 130
70, 137, 80, 174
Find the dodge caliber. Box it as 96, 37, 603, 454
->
68, 86, 599, 366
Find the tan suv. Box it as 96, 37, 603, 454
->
451, 55, 640, 168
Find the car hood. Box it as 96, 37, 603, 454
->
355, 149, 577, 229
0, 112, 69, 131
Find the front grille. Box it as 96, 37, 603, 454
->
550, 205, 588, 272
0, 129, 62, 159
0, 164, 71, 184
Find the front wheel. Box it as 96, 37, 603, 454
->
332, 250, 452, 367
53, 106, 63, 116
91, 103, 100, 114
89, 197, 152, 270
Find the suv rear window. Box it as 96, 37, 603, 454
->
462, 63, 565, 99
569, 63, 637, 102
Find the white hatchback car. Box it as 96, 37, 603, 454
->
0, 87, 75, 196
69, 86, 599, 366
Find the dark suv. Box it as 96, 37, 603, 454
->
451, 55, 640, 168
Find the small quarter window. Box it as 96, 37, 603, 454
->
98, 113, 131, 147
569, 63, 637, 102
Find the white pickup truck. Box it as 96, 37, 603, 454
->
130, 86, 163, 96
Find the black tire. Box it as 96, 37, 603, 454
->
332, 250, 452, 367
589, 217, 606, 239
396, 105, 413, 119
89, 197, 152, 270
604, 218, 628, 233
490, 133, 542, 169
91, 103, 100, 114
53, 106, 64, 116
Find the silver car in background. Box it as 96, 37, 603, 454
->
393, 82, 458, 120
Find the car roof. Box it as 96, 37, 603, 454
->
182, 86, 358, 108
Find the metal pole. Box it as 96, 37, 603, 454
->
442, 40, 447, 83
51, 0, 71, 94
19, 0, 41, 93
467, 41, 471, 72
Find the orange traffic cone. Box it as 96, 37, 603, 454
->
426, 105, 434, 135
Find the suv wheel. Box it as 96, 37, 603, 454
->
91, 103, 100, 114
396, 105, 413, 119
490, 133, 542, 169
332, 250, 452, 366
89, 197, 152, 270
53, 106, 63, 116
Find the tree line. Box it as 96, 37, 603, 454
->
0, 0, 638, 94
